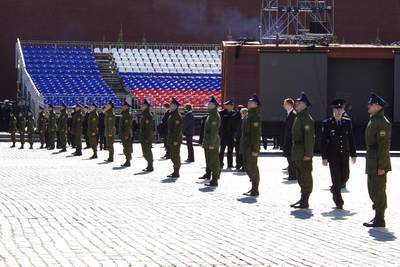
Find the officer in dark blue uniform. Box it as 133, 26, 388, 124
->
219, 99, 236, 168
321, 99, 357, 209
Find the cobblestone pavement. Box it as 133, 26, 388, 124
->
0, 140, 399, 267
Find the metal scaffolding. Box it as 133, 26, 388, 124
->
260, 0, 335, 44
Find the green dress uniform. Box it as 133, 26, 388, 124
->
18, 114, 26, 148
119, 109, 133, 165
48, 110, 57, 149
364, 108, 391, 227
26, 114, 35, 149
72, 110, 83, 155
291, 108, 315, 208
104, 108, 116, 161
242, 107, 262, 195
37, 110, 46, 148
202, 106, 221, 186
167, 108, 183, 177
58, 109, 68, 151
140, 108, 155, 171
88, 109, 99, 158
9, 114, 17, 147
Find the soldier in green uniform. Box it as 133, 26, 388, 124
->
104, 100, 116, 162
140, 99, 155, 172
9, 112, 17, 148
47, 104, 57, 150
88, 103, 99, 159
167, 98, 183, 178
241, 95, 262, 196
26, 110, 35, 149
119, 101, 133, 167
290, 93, 315, 209
72, 104, 83, 156
363, 93, 392, 228
18, 111, 26, 149
37, 106, 47, 149
203, 96, 221, 187
58, 103, 69, 152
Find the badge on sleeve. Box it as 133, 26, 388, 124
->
176, 120, 180, 124
379, 130, 386, 137
145, 119, 149, 124
253, 122, 259, 128
212, 121, 217, 125
304, 124, 310, 131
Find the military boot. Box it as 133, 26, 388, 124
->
290, 193, 310, 209
363, 210, 386, 227
121, 160, 131, 167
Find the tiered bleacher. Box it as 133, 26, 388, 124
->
23, 46, 121, 107
95, 47, 222, 108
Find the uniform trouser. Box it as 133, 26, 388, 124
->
10, 132, 16, 144
99, 133, 105, 149
106, 136, 114, 159
368, 174, 387, 212
185, 135, 194, 160
243, 151, 260, 190
19, 132, 25, 146
74, 133, 82, 152
90, 134, 98, 156
205, 147, 220, 182
203, 148, 211, 177
170, 143, 181, 173
85, 133, 90, 148
328, 157, 349, 206
286, 154, 297, 179
294, 160, 313, 194
122, 138, 132, 161
141, 141, 153, 168
235, 140, 243, 169
49, 130, 56, 148
39, 131, 45, 146
27, 132, 33, 147
164, 138, 170, 157
59, 131, 67, 149
219, 139, 234, 167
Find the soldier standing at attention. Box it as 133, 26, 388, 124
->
37, 106, 46, 149
203, 96, 221, 187
83, 105, 90, 149
183, 104, 195, 163
72, 104, 83, 156
140, 99, 155, 172
18, 111, 26, 149
26, 110, 35, 149
321, 99, 357, 209
242, 95, 262, 196
9, 112, 17, 148
363, 93, 391, 228
167, 98, 183, 178
88, 103, 99, 159
119, 101, 133, 167
282, 98, 297, 181
98, 106, 106, 150
290, 93, 315, 209
58, 103, 68, 152
47, 104, 57, 150
104, 100, 116, 162
219, 100, 235, 169
198, 114, 211, 179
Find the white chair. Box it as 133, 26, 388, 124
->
125, 48, 132, 54
102, 48, 110, 53
132, 48, 139, 54
111, 48, 118, 53
94, 48, 101, 53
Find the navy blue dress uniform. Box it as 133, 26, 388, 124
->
321, 99, 356, 209
219, 100, 236, 168
283, 107, 297, 180
363, 93, 392, 228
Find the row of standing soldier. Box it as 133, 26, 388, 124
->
8, 92, 392, 228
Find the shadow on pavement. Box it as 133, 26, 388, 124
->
321, 209, 357, 220
97, 161, 112, 165
290, 209, 314, 220
134, 171, 149, 176
199, 186, 216, 193
368, 228, 397, 242
237, 197, 257, 204
161, 177, 178, 183
112, 166, 127, 170
281, 180, 297, 185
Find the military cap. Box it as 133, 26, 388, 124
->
223, 99, 234, 106
143, 98, 151, 107
209, 96, 219, 106
296, 92, 311, 107
108, 100, 114, 108
248, 94, 261, 106
170, 97, 181, 107
330, 99, 346, 108
368, 93, 386, 107
123, 101, 131, 107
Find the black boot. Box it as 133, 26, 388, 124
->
199, 172, 211, 180
243, 182, 259, 196
167, 169, 179, 178
121, 160, 131, 167
205, 177, 218, 187
291, 193, 310, 209
74, 150, 82, 156
363, 210, 386, 227
89, 154, 98, 159
143, 165, 154, 172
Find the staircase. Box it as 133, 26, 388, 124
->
94, 53, 128, 99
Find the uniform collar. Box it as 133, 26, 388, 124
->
370, 109, 384, 120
